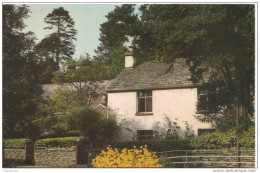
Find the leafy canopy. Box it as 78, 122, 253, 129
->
3, 5, 43, 139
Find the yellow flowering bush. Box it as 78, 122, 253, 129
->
92, 145, 162, 168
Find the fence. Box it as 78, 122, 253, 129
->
157, 149, 255, 168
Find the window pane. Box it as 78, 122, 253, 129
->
198, 94, 207, 111
146, 97, 152, 112
137, 130, 153, 140
138, 98, 145, 112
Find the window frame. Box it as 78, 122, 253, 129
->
137, 130, 153, 140
136, 90, 153, 115
197, 128, 216, 136
197, 88, 209, 113
197, 87, 217, 114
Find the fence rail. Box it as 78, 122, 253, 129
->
158, 149, 255, 168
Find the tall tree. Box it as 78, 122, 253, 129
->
37, 7, 77, 71
94, 4, 137, 65
3, 5, 43, 138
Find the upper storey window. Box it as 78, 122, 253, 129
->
137, 90, 152, 113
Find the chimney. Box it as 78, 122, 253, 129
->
125, 44, 135, 68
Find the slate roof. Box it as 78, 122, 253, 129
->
106, 58, 200, 92
42, 80, 113, 99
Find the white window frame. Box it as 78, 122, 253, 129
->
136, 90, 153, 115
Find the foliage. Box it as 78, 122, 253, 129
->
191, 131, 228, 149
95, 4, 137, 62
53, 55, 106, 83
35, 136, 86, 148
4, 138, 33, 148
50, 88, 90, 113
240, 126, 255, 148
93, 5, 137, 79
105, 46, 126, 79
104, 138, 193, 152
36, 7, 77, 72
92, 145, 162, 168
35, 55, 108, 136
184, 121, 195, 138
3, 5, 43, 139
63, 106, 120, 147
51, 55, 107, 109
191, 126, 255, 149
33, 98, 65, 136
164, 117, 181, 139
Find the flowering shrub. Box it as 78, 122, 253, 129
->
92, 145, 162, 168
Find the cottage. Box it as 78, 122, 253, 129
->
105, 47, 213, 141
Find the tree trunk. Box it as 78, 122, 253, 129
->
235, 104, 241, 168
55, 18, 61, 70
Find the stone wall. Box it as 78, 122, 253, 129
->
34, 146, 77, 168
4, 148, 27, 165
191, 148, 255, 168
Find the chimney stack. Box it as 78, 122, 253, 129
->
125, 44, 135, 68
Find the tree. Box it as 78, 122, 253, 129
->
94, 4, 137, 68
34, 54, 110, 136
37, 7, 77, 71
63, 106, 120, 147
106, 46, 126, 79
35, 36, 57, 83
3, 5, 43, 138
52, 55, 107, 106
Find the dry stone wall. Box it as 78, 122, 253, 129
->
4, 148, 27, 165
34, 146, 77, 168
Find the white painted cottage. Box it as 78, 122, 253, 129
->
105, 48, 213, 141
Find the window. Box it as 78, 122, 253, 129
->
197, 87, 217, 113
197, 89, 208, 112
137, 130, 153, 140
137, 90, 152, 113
198, 128, 216, 136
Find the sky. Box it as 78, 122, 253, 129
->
23, 4, 119, 59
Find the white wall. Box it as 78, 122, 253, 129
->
107, 88, 211, 141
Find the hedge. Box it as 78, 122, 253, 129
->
35, 136, 87, 148
102, 138, 193, 152
4, 138, 33, 148
39, 130, 81, 139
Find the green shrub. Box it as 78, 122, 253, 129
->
35, 136, 86, 148
191, 126, 255, 149
240, 126, 255, 148
191, 132, 220, 149
66, 130, 81, 136
4, 138, 33, 148
64, 106, 120, 147
101, 138, 193, 152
